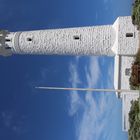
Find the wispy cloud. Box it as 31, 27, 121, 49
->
68, 57, 120, 140
0, 111, 28, 135
68, 58, 84, 116
68, 57, 101, 116
85, 57, 100, 88
107, 61, 114, 88
69, 62, 81, 88
77, 93, 115, 140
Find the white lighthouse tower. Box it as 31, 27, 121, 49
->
1, 24, 116, 56
0, 16, 139, 131
0, 16, 139, 57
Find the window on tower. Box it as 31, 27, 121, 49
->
5, 39, 11, 42
125, 68, 131, 76
27, 38, 32, 42
73, 35, 81, 40
126, 33, 133, 37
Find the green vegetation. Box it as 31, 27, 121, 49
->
132, 0, 140, 30
130, 0, 140, 89
129, 50, 140, 140
129, 48, 140, 90
128, 98, 140, 140
127, 1, 140, 139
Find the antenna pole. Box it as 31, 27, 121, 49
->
35, 86, 139, 93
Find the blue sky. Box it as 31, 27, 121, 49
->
0, 0, 133, 140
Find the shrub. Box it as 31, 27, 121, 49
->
132, 0, 140, 30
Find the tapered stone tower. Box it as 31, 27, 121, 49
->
0, 26, 116, 56
0, 16, 139, 57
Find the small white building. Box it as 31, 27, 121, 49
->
122, 92, 139, 131
112, 17, 140, 131
0, 16, 139, 131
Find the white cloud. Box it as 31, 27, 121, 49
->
85, 57, 100, 88
107, 61, 114, 88
77, 90, 118, 140
69, 92, 83, 116
1, 111, 27, 135
68, 57, 101, 116
78, 93, 110, 140
68, 59, 84, 116
68, 57, 119, 140
69, 62, 81, 87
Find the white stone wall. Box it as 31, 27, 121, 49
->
114, 55, 135, 97
120, 56, 134, 90
113, 16, 139, 55
122, 92, 139, 131
10, 26, 115, 56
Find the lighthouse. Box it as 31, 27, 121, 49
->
0, 25, 116, 56
0, 16, 139, 94
0, 16, 138, 57
0, 16, 139, 131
